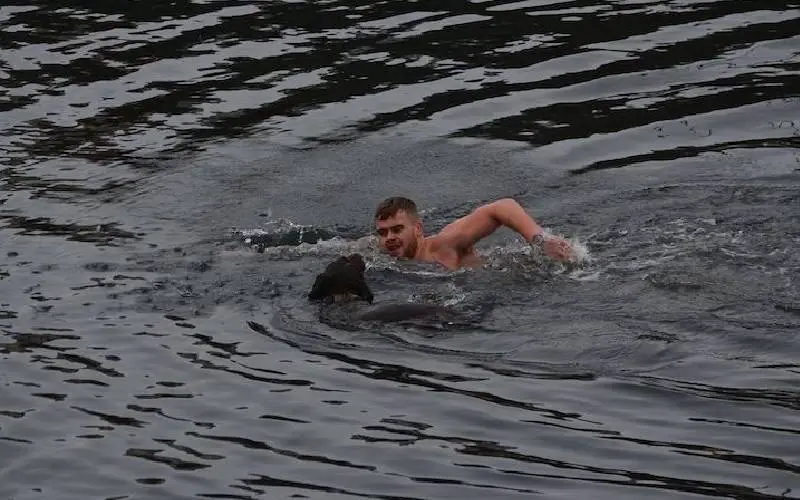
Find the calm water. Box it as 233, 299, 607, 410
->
1, 1, 799, 499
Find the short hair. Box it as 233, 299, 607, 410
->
374, 196, 418, 221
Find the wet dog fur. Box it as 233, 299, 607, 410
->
308, 253, 374, 304
308, 253, 469, 327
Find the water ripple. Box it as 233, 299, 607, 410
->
1, 1, 798, 499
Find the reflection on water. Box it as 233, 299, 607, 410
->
2, 1, 798, 166
1, 1, 799, 499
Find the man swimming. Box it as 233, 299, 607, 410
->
374, 196, 577, 270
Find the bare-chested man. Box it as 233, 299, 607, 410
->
374, 196, 577, 270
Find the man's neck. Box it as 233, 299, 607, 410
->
411, 236, 430, 261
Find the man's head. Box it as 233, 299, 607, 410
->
374, 196, 422, 259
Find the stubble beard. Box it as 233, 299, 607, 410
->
404, 238, 419, 260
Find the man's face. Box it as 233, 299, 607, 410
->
375, 210, 420, 259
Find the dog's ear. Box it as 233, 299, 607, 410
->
308, 273, 330, 301
352, 278, 374, 304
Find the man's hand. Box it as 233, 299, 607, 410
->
532, 234, 577, 263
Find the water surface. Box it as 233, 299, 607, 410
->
1, 1, 798, 499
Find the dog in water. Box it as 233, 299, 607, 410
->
308, 253, 375, 304
307, 253, 480, 328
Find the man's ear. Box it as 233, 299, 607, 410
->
413, 219, 422, 237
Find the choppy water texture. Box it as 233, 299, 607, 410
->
1, 1, 799, 499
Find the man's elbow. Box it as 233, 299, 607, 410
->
484, 198, 521, 220
473, 201, 502, 223
497, 197, 522, 208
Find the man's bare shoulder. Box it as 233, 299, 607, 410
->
419, 234, 444, 255
420, 234, 468, 269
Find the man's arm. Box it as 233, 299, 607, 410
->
435, 198, 577, 263
437, 198, 545, 250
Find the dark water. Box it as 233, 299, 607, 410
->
1, 1, 799, 499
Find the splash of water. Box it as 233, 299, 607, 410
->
230, 218, 592, 279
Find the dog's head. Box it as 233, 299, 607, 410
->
308, 253, 374, 304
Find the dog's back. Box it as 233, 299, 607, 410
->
308, 253, 483, 328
